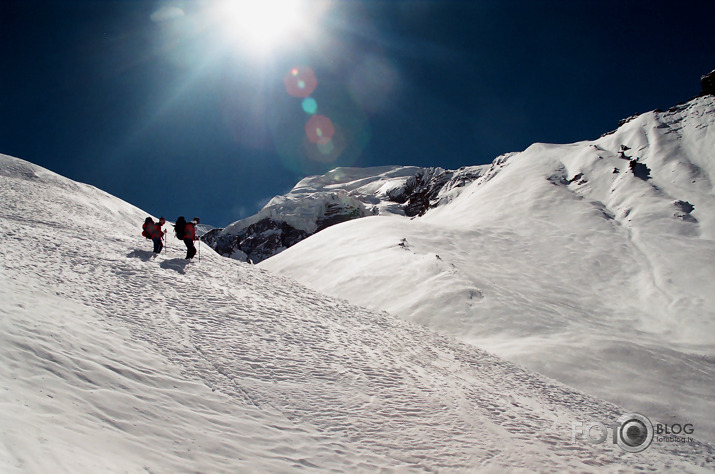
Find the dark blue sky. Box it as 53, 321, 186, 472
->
2, 1, 713, 227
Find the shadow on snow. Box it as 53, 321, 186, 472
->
127, 249, 156, 262
159, 258, 192, 274
126, 250, 191, 273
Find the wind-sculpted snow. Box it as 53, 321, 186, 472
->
262, 96, 715, 446
2, 153, 713, 470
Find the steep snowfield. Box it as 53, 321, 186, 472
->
262, 96, 715, 445
2, 155, 713, 471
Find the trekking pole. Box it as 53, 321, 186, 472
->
198, 238, 201, 262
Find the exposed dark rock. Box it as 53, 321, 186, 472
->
386, 186, 409, 204
629, 160, 651, 180
618, 114, 640, 127
674, 200, 697, 223
618, 145, 632, 160
668, 103, 688, 113
387, 167, 484, 217
547, 174, 569, 186
388, 168, 452, 217
674, 200, 694, 214
568, 173, 587, 185
447, 166, 486, 190
201, 227, 223, 249
202, 218, 309, 264
316, 201, 367, 232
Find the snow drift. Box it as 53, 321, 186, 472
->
2, 154, 713, 470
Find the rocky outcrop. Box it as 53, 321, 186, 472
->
386, 168, 451, 217
315, 200, 367, 230
386, 167, 486, 217
629, 159, 651, 180
203, 219, 309, 264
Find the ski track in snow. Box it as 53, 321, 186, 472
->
2, 154, 714, 471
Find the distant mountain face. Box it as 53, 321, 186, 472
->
202, 164, 497, 263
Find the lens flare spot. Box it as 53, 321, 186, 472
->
305, 123, 346, 164
305, 115, 334, 144
302, 97, 318, 114
284, 66, 317, 98
317, 140, 334, 154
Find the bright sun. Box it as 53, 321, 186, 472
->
209, 0, 308, 53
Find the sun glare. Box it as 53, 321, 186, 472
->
210, 0, 308, 52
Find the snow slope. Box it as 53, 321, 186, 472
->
261, 96, 715, 445
2, 156, 713, 471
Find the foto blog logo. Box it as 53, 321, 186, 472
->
572, 413, 654, 453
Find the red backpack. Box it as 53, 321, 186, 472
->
142, 219, 153, 239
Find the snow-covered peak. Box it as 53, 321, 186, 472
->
205, 163, 491, 262
289, 165, 422, 194
229, 189, 369, 235
425, 96, 715, 238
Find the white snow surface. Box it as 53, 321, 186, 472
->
2, 155, 713, 471
262, 97, 715, 445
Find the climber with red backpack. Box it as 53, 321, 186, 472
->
175, 216, 199, 259
142, 217, 165, 253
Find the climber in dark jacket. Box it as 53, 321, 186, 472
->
175, 216, 199, 259
152, 217, 165, 253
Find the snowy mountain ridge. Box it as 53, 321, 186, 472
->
6, 153, 715, 470
262, 95, 715, 444
202, 163, 495, 262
